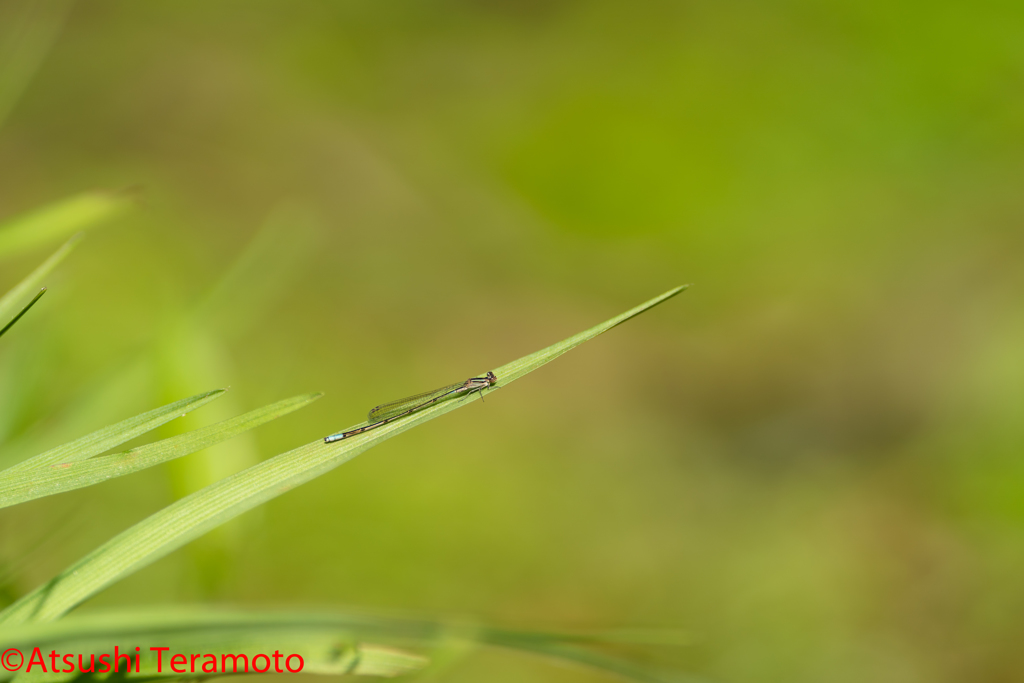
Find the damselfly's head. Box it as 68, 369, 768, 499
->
485, 371, 497, 385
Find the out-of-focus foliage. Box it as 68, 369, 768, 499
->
0, 190, 132, 259
0, 608, 701, 683
1, 1, 1023, 682
0, 0, 72, 130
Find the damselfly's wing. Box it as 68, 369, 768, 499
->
367, 383, 464, 422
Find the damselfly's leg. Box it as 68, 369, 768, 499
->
457, 387, 484, 405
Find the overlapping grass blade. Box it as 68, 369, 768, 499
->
0, 191, 133, 259
4, 390, 226, 473
0, 287, 687, 626
0, 608, 701, 683
0, 236, 78, 328
0, 394, 320, 509
0, 287, 45, 340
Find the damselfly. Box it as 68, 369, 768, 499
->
324, 371, 498, 443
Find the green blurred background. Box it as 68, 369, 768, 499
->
2, 1, 1024, 681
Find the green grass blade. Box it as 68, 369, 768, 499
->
0, 608, 700, 683
0, 191, 133, 259
480, 634, 702, 683
0, 287, 44, 340
0, 0, 73, 131
0, 287, 687, 626
0, 236, 78, 328
493, 285, 688, 385
4, 390, 226, 473
0, 394, 320, 509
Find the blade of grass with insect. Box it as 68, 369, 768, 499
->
0, 393, 321, 508
0, 607, 704, 683
0, 190, 133, 260
0, 235, 78, 328
0, 286, 688, 626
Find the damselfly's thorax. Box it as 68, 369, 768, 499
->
462, 371, 498, 392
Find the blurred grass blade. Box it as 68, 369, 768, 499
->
0, 190, 134, 259
0, 393, 321, 508
409, 638, 478, 682
521, 628, 692, 648
0, 286, 44, 340
196, 202, 321, 341
0, 608, 700, 683
9, 642, 423, 682
0, 235, 77, 325
5, 616, 427, 680
5, 389, 226, 473
481, 634, 700, 683
0, 287, 687, 625
0, 0, 73, 130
